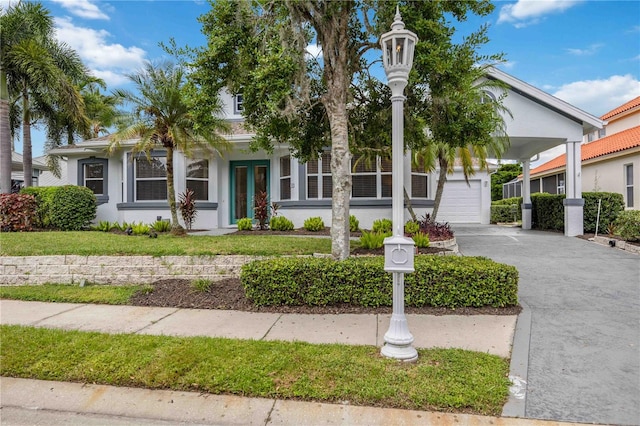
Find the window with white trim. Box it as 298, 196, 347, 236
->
234, 94, 244, 114
411, 156, 428, 198
135, 155, 167, 201
186, 159, 209, 200
625, 164, 634, 208
306, 152, 332, 199
78, 158, 108, 203
280, 155, 291, 200
351, 155, 392, 198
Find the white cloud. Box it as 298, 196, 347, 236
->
565, 43, 603, 56
55, 17, 146, 87
552, 74, 640, 116
498, 0, 582, 27
305, 43, 323, 59
51, 0, 109, 20
500, 61, 517, 70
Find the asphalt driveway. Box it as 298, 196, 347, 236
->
454, 224, 640, 426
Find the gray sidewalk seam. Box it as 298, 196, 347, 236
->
31, 303, 88, 326
132, 308, 181, 334
260, 313, 284, 341
502, 299, 532, 418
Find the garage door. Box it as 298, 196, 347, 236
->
438, 180, 481, 223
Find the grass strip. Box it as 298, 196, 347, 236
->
0, 284, 146, 304
0, 325, 510, 416
0, 232, 333, 257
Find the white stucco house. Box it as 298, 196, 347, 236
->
48, 68, 603, 234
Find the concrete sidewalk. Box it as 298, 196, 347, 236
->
0, 300, 515, 357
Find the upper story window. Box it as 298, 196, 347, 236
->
186, 159, 209, 200
234, 94, 244, 114
135, 154, 167, 201
78, 158, 108, 204
280, 155, 291, 200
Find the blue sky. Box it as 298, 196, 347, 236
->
4, 0, 640, 164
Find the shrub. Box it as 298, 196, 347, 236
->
269, 215, 294, 231
530, 193, 564, 230
304, 216, 325, 232
0, 193, 37, 231
91, 220, 116, 232
241, 256, 518, 309
253, 191, 269, 230
412, 231, 430, 248
349, 214, 359, 232
48, 185, 97, 231
418, 214, 454, 240
20, 186, 56, 228
191, 278, 212, 292
237, 217, 253, 231
178, 189, 197, 230
130, 222, 150, 235
490, 197, 522, 224
151, 220, 171, 233
359, 231, 389, 249
614, 210, 640, 241
583, 192, 624, 234
372, 218, 392, 234
404, 220, 420, 236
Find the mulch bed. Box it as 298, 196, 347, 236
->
130, 278, 521, 316
130, 228, 520, 315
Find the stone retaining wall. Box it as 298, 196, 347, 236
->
0, 255, 262, 286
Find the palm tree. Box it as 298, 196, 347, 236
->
109, 61, 230, 234
414, 76, 511, 222
0, 2, 89, 191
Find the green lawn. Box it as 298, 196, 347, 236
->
0, 325, 511, 416
0, 231, 334, 256
0, 283, 147, 304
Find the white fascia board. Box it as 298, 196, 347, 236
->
486, 67, 605, 134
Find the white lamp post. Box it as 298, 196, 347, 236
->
380, 6, 418, 362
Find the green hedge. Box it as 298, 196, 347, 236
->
490, 197, 523, 223
241, 256, 518, 309
583, 192, 624, 234
21, 185, 96, 231
529, 192, 624, 233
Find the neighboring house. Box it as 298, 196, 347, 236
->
10, 151, 48, 192
505, 97, 640, 209
49, 70, 603, 233
35, 155, 67, 187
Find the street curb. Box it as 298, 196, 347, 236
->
502, 299, 532, 418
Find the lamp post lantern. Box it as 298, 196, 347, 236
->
380, 6, 418, 362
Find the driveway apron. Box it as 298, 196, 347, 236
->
454, 225, 640, 426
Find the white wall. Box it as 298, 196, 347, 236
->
582, 151, 640, 210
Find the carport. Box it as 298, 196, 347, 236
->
485, 68, 605, 236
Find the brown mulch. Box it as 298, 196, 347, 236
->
130, 228, 520, 315
130, 277, 521, 316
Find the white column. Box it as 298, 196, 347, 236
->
564, 141, 583, 236
391, 89, 405, 235
521, 159, 532, 230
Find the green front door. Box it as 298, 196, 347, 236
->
230, 160, 270, 224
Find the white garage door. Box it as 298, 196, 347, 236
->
438, 180, 482, 223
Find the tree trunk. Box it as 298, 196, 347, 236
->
0, 72, 11, 193
320, 7, 352, 261
404, 187, 417, 222
166, 147, 185, 235
431, 157, 448, 223
22, 87, 33, 188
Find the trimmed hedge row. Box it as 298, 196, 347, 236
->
490, 197, 523, 223
241, 256, 518, 309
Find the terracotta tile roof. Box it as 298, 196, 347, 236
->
601, 96, 640, 120
531, 125, 640, 175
